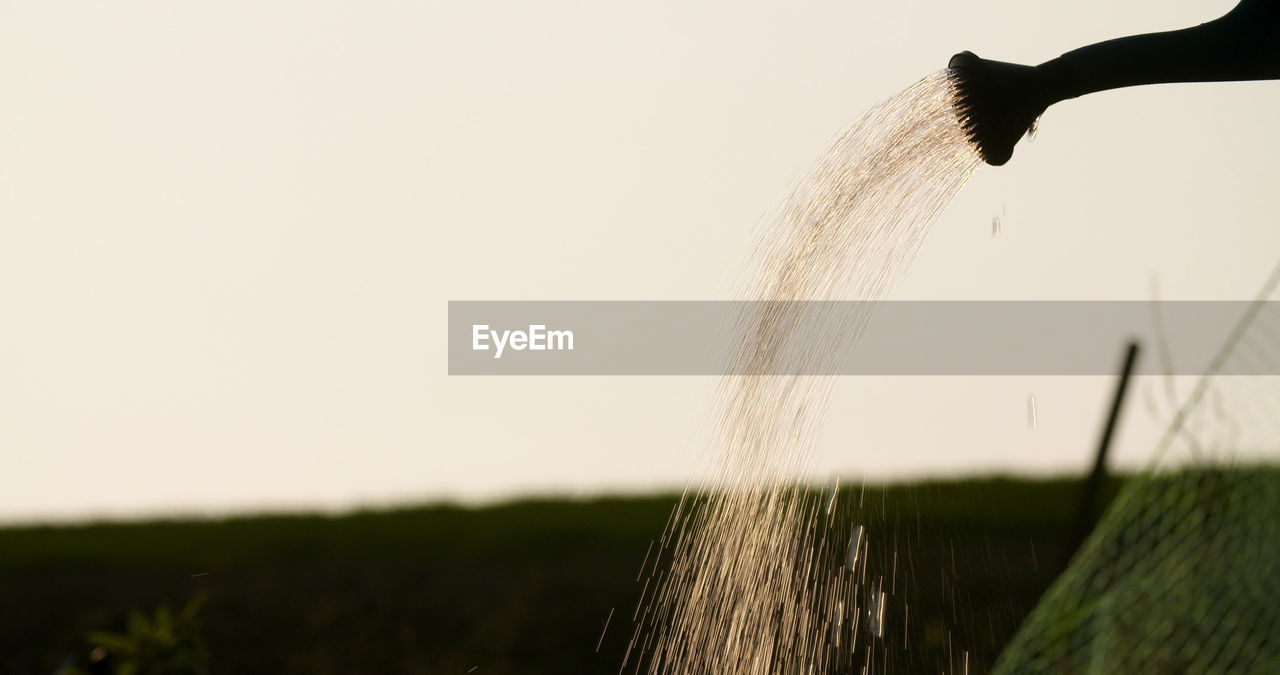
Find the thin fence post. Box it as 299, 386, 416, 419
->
1064, 341, 1141, 566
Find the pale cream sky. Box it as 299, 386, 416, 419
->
2, 0, 1276, 521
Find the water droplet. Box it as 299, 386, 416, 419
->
846, 525, 865, 570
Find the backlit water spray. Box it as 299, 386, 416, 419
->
624, 71, 981, 673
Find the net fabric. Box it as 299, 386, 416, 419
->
994, 267, 1280, 674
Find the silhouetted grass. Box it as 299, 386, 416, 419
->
0, 475, 1117, 674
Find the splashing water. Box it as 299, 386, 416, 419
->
626, 71, 981, 673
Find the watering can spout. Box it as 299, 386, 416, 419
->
950, 0, 1280, 166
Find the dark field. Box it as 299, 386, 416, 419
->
0, 476, 1116, 674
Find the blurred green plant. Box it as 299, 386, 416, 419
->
78, 594, 210, 675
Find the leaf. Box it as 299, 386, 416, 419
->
180, 593, 208, 621
85, 630, 137, 653
126, 609, 152, 637
155, 605, 173, 629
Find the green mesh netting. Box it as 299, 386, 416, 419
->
992, 467, 1280, 673
994, 267, 1280, 674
